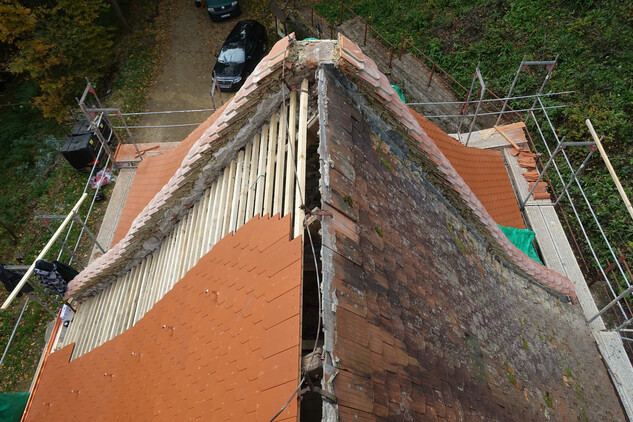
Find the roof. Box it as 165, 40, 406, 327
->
67, 34, 574, 301
24, 214, 302, 421
317, 64, 624, 420
409, 111, 525, 229
25, 32, 626, 422
111, 102, 229, 245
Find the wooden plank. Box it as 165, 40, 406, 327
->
237, 142, 253, 230
181, 206, 196, 276
524, 206, 565, 275
106, 268, 134, 343
149, 231, 174, 312
198, 185, 214, 262
123, 258, 147, 333
264, 116, 277, 216
83, 282, 114, 355
187, 199, 203, 271
132, 254, 153, 325
229, 150, 245, 233
204, 179, 219, 254
215, 167, 231, 244
174, 216, 188, 288
284, 91, 297, 217
587, 119, 633, 222
494, 125, 521, 150
255, 124, 269, 216
98, 270, 125, 345
135, 249, 161, 324
78, 282, 110, 357
294, 79, 309, 237
69, 295, 98, 358
246, 134, 260, 221
64, 294, 96, 351
273, 104, 287, 216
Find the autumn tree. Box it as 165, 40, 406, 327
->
0, 0, 114, 122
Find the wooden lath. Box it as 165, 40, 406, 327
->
59, 79, 311, 359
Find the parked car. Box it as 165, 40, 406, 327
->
212, 20, 268, 91
205, 0, 241, 21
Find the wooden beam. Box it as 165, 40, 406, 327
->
237, 144, 252, 230
246, 134, 260, 221
199, 185, 214, 260
208, 175, 223, 251
264, 114, 278, 216
2, 192, 88, 309
229, 151, 245, 233
274, 104, 287, 216
284, 91, 297, 217
294, 79, 309, 237
493, 125, 521, 150
587, 119, 633, 222
254, 125, 268, 217
216, 167, 231, 244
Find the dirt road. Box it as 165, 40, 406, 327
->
135, 0, 269, 143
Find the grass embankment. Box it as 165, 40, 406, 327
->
0, 2, 162, 393
315, 0, 633, 306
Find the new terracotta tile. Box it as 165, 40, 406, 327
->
25, 215, 301, 422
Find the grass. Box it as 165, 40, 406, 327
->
313, 0, 633, 314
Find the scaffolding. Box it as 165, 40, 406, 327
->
412, 57, 633, 356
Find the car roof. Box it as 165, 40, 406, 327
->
226, 20, 261, 43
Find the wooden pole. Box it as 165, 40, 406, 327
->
294, 79, 309, 237
2, 193, 88, 310
586, 119, 633, 222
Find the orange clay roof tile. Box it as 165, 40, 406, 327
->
111, 101, 230, 246
24, 215, 301, 422
408, 110, 525, 229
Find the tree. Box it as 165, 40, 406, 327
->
0, 0, 114, 122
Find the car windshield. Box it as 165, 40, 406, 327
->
218, 47, 245, 64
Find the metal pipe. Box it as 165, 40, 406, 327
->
0, 297, 29, 368
69, 153, 112, 265
496, 55, 526, 126
538, 98, 630, 288
407, 90, 574, 106
57, 138, 106, 261
588, 284, 633, 323
457, 68, 477, 141
465, 68, 486, 146
423, 104, 568, 119
529, 110, 627, 319
520, 140, 564, 210
110, 108, 217, 117
113, 123, 204, 129
553, 144, 598, 207
72, 213, 105, 254
617, 315, 633, 332
2, 193, 88, 310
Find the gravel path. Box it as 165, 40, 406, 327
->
134, 0, 267, 143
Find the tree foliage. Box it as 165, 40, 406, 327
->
0, 0, 114, 122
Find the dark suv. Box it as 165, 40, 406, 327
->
212, 20, 268, 91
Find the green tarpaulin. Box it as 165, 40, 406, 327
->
0, 393, 29, 422
391, 85, 406, 103
498, 224, 543, 264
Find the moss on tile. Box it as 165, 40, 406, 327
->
544, 391, 553, 408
